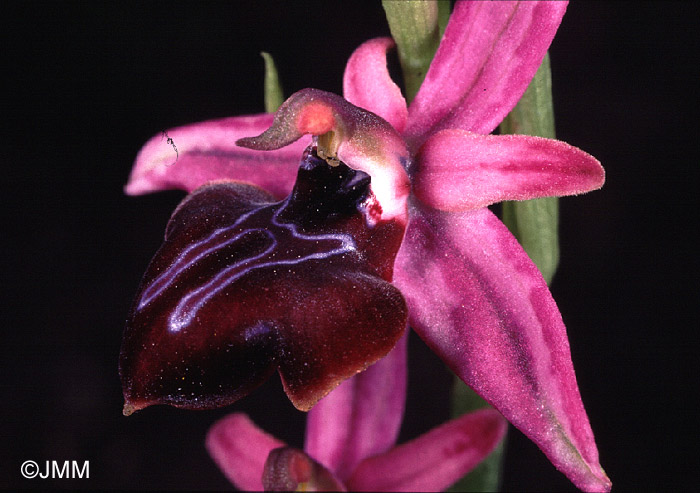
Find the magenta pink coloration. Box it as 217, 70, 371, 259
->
405, 1, 569, 147
343, 37, 408, 133
305, 333, 408, 481
206, 413, 284, 491
346, 408, 507, 492
394, 206, 608, 492
206, 347, 506, 492
126, 114, 310, 199
125, 1, 610, 490
413, 130, 605, 211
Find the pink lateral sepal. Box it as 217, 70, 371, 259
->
393, 204, 611, 492
305, 332, 408, 480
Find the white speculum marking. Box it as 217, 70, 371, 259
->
137, 200, 357, 333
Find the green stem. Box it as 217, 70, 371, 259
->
381, 0, 442, 102
449, 381, 506, 492
499, 53, 559, 284
383, 7, 560, 493
449, 53, 560, 493
382, 3, 510, 491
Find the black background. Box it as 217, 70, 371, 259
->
2, 1, 695, 491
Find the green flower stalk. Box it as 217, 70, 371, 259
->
500, 53, 560, 285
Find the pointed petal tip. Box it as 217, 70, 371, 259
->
413, 131, 606, 211
565, 456, 611, 493
123, 177, 153, 196
122, 399, 148, 416
394, 206, 608, 492
124, 114, 305, 197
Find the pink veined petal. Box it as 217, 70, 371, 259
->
413, 130, 605, 212
346, 408, 506, 492
393, 205, 611, 493
205, 413, 285, 492
343, 37, 408, 133
305, 332, 408, 481
404, 1, 567, 148
126, 113, 309, 199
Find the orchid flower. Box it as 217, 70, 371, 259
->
120, 2, 610, 491
206, 338, 507, 492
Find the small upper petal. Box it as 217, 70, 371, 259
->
393, 204, 611, 492
126, 114, 308, 199
343, 37, 408, 133
206, 413, 285, 492
346, 408, 506, 492
305, 332, 408, 480
413, 130, 605, 211
404, 1, 568, 147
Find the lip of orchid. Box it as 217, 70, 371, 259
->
236, 88, 411, 224
122, 2, 612, 490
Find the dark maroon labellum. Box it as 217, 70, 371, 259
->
120, 148, 407, 413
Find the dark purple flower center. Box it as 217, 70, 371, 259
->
120, 148, 407, 413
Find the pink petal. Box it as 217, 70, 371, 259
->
305, 332, 408, 481
205, 413, 285, 491
237, 89, 411, 223
393, 205, 611, 492
126, 113, 309, 199
263, 447, 347, 492
343, 37, 408, 133
346, 408, 507, 492
413, 130, 604, 211
404, 1, 567, 147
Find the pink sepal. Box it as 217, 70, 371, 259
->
394, 205, 611, 492
305, 332, 408, 480
405, 1, 567, 147
126, 113, 309, 199
205, 413, 285, 491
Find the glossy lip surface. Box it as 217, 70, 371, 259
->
122, 2, 611, 490
120, 149, 407, 413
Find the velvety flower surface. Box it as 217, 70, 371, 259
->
122, 2, 610, 491
120, 148, 407, 413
